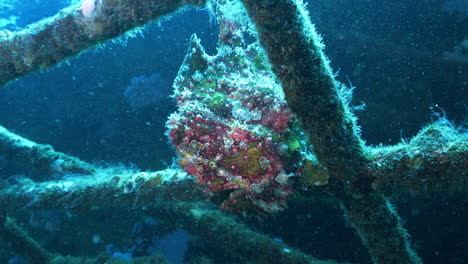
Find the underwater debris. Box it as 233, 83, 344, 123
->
370, 123, 468, 198
0, 168, 329, 264
0, 125, 95, 177
239, 0, 422, 263
0, 215, 53, 264
0, 0, 208, 87
0, 0, 466, 263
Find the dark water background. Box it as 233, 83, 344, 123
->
0, 0, 466, 263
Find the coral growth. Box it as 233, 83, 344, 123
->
166, 5, 305, 213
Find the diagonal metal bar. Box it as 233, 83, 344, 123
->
0, 212, 53, 264
0, 125, 95, 177
0, 169, 337, 264
238, 1, 426, 263
0, 0, 207, 86
239, 0, 369, 183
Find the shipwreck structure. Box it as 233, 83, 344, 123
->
0, 0, 466, 263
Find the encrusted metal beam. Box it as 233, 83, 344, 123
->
0, 125, 95, 177
0, 169, 334, 264
238, 1, 427, 263
0, 0, 207, 86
